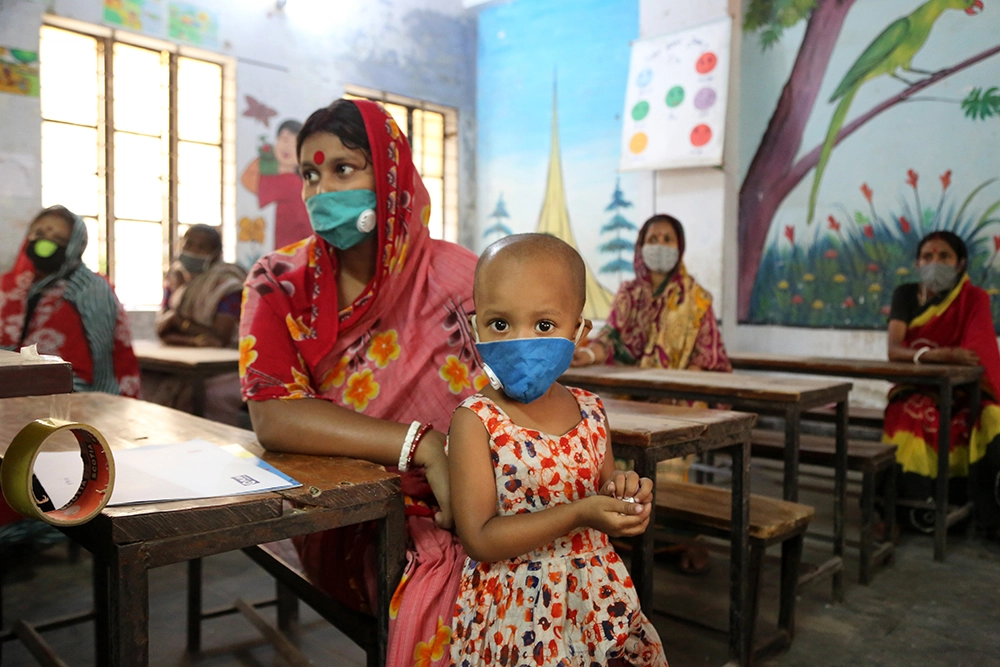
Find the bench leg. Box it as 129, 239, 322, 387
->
630, 449, 658, 611
859, 463, 876, 586
744, 540, 764, 663
779, 534, 804, 639
276, 581, 299, 632
884, 462, 897, 552
187, 558, 202, 653
934, 381, 952, 562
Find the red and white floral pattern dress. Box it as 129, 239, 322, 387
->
450, 388, 667, 667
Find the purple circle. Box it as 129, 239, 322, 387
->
694, 87, 717, 110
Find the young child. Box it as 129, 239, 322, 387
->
448, 234, 668, 666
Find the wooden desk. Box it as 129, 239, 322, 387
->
0, 349, 73, 398
133, 340, 240, 417
563, 366, 853, 601
604, 399, 756, 666
0, 393, 404, 666
729, 351, 983, 562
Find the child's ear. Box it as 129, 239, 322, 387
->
577, 318, 593, 346
468, 313, 478, 342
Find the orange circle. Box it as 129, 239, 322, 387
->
629, 132, 648, 154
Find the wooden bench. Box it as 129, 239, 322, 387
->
804, 404, 884, 432
750, 429, 897, 584
656, 480, 814, 663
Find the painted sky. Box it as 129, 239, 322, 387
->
477, 0, 640, 292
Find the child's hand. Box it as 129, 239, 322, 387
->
602, 470, 652, 504
579, 495, 651, 538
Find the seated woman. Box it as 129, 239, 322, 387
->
884, 231, 1000, 538
143, 225, 247, 426
239, 99, 484, 665
572, 213, 731, 573
0, 205, 140, 396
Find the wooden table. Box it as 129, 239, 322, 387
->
0, 349, 73, 398
604, 399, 756, 666
133, 340, 240, 417
563, 365, 853, 601
0, 393, 404, 666
729, 351, 983, 562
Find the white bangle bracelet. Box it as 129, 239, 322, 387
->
913, 347, 931, 365
398, 421, 422, 472
580, 346, 597, 364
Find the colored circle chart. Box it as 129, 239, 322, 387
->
694, 87, 717, 111
665, 85, 684, 108
636, 68, 653, 88
690, 124, 712, 147
629, 132, 649, 154
695, 51, 717, 74
631, 101, 650, 121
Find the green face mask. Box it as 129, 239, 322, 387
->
306, 189, 378, 250
26, 238, 67, 273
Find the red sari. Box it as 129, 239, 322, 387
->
239, 100, 486, 666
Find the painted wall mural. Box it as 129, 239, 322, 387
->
739, 0, 1000, 329
477, 0, 640, 320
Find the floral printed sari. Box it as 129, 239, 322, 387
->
239, 100, 485, 666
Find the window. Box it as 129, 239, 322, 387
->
344, 89, 458, 242
39, 19, 234, 308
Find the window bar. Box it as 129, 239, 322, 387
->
102, 36, 116, 284
167, 52, 179, 271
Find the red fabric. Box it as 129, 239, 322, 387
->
257, 172, 311, 249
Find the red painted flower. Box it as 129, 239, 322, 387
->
863, 225, 874, 239
791, 294, 804, 305
828, 215, 841, 232
843, 296, 855, 308
784, 225, 795, 244
898, 216, 911, 233
825, 249, 838, 259
940, 170, 952, 190
994, 235, 1000, 252
880, 304, 892, 316
861, 183, 873, 202
906, 169, 918, 189
867, 263, 879, 272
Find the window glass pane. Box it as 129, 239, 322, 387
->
114, 132, 163, 222
41, 122, 99, 216
113, 44, 164, 137
178, 142, 221, 226
384, 103, 409, 139
114, 220, 163, 307
39, 26, 99, 126
413, 109, 444, 177
177, 57, 221, 144
423, 176, 444, 240
81, 216, 101, 274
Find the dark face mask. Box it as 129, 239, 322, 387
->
26, 238, 68, 274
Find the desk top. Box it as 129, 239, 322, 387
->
562, 365, 851, 406
603, 398, 756, 449
0, 392, 398, 543
728, 351, 983, 385
133, 339, 240, 372
0, 349, 74, 398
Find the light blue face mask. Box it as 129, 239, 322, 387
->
306, 189, 378, 250
472, 315, 584, 404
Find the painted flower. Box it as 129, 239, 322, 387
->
833, 273, 847, 283
898, 216, 911, 233
843, 296, 856, 308
284, 364, 314, 399
239, 335, 258, 377
940, 169, 952, 190
867, 263, 879, 272
803, 273, 815, 282
367, 330, 401, 368
319, 356, 350, 391
413, 616, 451, 667
474, 373, 490, 391
880, 304, 892, 316
828, 215, 841, 232
777, 280, 789, 290
994, 235, 1000, 252
791, 294, 804, 305
784, 225, 794, 244
439, 355, 472, 394
861, 183, 873, 202
863, 225, 874, 239
896, 267, 910, 276
825, 249, 838, 259
343, 369, 380, 412
906, 169, 918, 189
869, 283, 882, 293
988, 288, 1000, 296
812, 299, 824, 310
285, 314, 315, 342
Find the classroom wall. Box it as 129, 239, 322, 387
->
0, 0, 478, 277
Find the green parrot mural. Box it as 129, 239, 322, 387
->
806, 0, 985, 224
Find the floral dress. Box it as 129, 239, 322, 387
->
450, 388, 667, 667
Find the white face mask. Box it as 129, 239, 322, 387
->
919, 262, 958, 293
641, 244, 679, 274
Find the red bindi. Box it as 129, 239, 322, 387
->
313, 150, 325, 165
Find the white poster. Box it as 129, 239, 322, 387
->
619, 17, 731, 171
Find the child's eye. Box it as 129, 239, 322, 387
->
488, 319, 508, 332
535, 321, 554, 333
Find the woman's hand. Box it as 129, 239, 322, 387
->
571, 341, 604, 367
413, 430, 454, 530
923, 347, 979, 366
579, 494, 650, 538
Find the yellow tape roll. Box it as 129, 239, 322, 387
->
1, 419, 115, 526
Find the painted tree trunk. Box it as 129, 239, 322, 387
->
738, 0, 856, 321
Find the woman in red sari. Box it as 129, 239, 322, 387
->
883, 231, 1000, 538
239, 99, 486, 665
0, 205, 140, 397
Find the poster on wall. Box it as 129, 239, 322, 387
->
619, 17, 731, 171
0, 47, 40, 97
168, 2, 219, 48
103, 0, 166, 34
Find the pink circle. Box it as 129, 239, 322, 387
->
690, 124, 712, 147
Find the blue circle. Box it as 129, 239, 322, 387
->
636, 69, 653, 88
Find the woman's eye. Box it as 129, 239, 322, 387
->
535, 321, 554, 333
302, 170, 319, 184
488, 320, 508, 332
335, 164, 357, 176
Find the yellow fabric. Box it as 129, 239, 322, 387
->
908, 274, 967, 328
884, 402, 1000, 477
638, 265, 713, 371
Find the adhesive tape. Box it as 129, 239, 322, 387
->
1, 419, 115, 526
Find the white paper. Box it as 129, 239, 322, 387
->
32, 440, 300, 508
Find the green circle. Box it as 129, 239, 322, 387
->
631, 101, 650, 121
666, 86, 685, 108
34, 239, 58, 258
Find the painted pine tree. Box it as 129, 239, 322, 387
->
598, 178, 637, 281
483, 193, 514, 239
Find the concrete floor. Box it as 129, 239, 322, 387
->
2, 466, 999, 666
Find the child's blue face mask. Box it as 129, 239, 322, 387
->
306, 189, 378, 249
472, 315, 584, 404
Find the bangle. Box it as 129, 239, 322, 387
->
397, 421, 422, 472
580, 345, 597, 364
913, 347, 931, 364
406, 423, 434, 470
